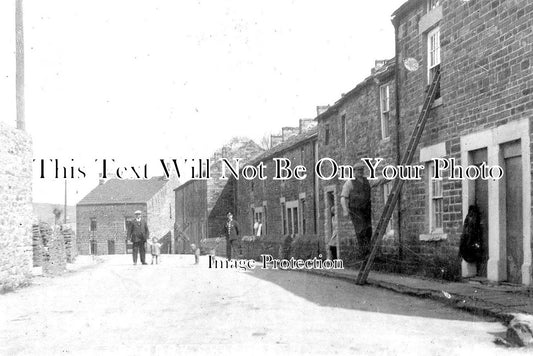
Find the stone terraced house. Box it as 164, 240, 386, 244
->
236, 123, 320, 260
231, 0, 533, 285
389, 0, 533, 284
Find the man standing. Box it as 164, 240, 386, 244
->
224, 212, 240, 260
128, 210, 149, 265
341, 161, 372, 260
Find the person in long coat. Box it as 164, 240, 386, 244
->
128, 210, 149, 265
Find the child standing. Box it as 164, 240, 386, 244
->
150, 237, 161, 264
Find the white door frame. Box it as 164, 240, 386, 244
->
460, 118, 531, 285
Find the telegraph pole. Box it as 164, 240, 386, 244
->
16, 0, 25, 131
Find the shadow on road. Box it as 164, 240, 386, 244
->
245, 267, 490, 322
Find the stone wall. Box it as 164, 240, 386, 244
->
175, 180, 207, 254
236, 134, 321, 261
174, 137, 264, 255
316, 66, 398, 269
147, 175, 179, 253
0, 123, 33, 292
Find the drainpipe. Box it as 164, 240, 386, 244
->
393, 18, 403, 270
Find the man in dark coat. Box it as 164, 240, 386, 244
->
128, 210, 149, 265
341, 161, 372, 260
224, 212, 240, 260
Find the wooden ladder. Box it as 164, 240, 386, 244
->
355, 67, 441, 285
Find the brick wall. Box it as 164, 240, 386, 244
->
76, 203, 145, 255
0, 123, 33, 292
392, 0, 533, 280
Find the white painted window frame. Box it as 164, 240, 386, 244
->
379, 84, 390, 139
427, 26, 441, 85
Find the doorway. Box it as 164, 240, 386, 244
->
107, 240, 115, 255
472, 148, 488, 277
324, 189, 338, 259
503, 140, 523, 284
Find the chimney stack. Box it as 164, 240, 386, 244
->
270, 135, 283, 148
371, 59, 388, 75
299, 119, 317, 133
316, 105, 330, 116
281, 127, 299, 142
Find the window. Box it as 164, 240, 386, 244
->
383, 183, 393, 232
124, 217, 132, 232
300, 147, 305, 166
300, 198, 306, 234
380, 85, 390, 139
427, 26, 441, 98
263, 205, 268, 234
90, 217, 97, 232
340, 114, 347, 147
325, 124, 330, 145
428, 0, 440, 11
253, 207, 264, 236
281, 202, 287, 235
169, 204, 172, 219
428, 162, 443, 232
286, 201, 299, 236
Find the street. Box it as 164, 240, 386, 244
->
0, 255, 523, 355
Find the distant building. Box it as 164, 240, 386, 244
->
174, 137, 264, 254
236, 125, 319, 260
76, 176, 178, 255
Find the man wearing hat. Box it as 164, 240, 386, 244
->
127, 210, 149, 265
340, 161, 372, 260
224, 212, 240, 259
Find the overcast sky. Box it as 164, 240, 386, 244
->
1, 0, 407, 205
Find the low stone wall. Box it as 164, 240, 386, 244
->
0, 123, 33, 292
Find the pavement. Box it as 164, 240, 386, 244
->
302, 265, 533, 323
0, 254, 519, 355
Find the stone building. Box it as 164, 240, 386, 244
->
316, 59, 397, 267
174, 138, 264, 254
389, 0, 533, 284
0, 123, 33, 292
76, 175, 178, 255
236, 123, 320, 260
230, 0, 533, 286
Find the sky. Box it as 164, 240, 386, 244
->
0, 0, 407, 205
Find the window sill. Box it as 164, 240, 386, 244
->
419, 232, 447, 241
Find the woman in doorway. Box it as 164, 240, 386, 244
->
459, 205, 483, 273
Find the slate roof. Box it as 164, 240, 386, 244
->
77, 176, 169, 206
